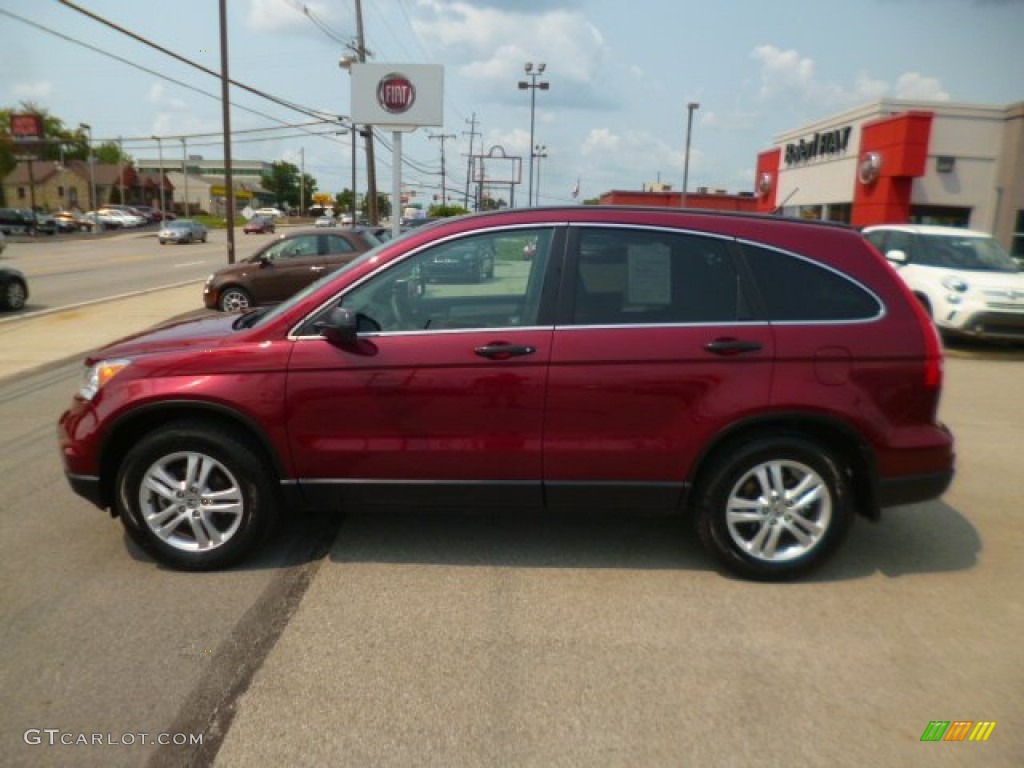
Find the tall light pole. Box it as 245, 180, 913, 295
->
682, 101, 700, 208
533, 144, 547, 206
117, 135, 125, 205
152, 135, 166, 215
518, 62, 549, 208
80, 123, 97, 224
180, 137, 189, 217
336, 116, 358, 225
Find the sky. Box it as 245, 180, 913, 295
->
1, 0, 1023, 211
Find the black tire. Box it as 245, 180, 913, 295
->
694, 436, 852, 581
218, 286, 253, 312
115, 421, 279, 570
1, 279, 27, 311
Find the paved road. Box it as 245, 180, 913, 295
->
1, 227, 272, 315
1, 345, 1021, 766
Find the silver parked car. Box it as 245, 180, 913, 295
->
159, 219, 208, 245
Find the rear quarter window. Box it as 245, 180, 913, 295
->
740, 243, 882, 321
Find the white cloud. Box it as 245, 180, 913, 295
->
892, 72, 950, 101
413, 2, 608, 104
244, 0, 341, 34
148, 83, 188, 111
579, 128, 691, 190
751, 44, 950, 109
13, 81, 53, 101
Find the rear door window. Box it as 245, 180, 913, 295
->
566, 228, 748, 325
740, 243, 882, 321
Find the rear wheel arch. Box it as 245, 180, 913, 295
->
687, 415, 878, 521
98, 403, 289, 511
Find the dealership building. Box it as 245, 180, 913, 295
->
753, 98, 1024, 256
601, 98, 1023, 257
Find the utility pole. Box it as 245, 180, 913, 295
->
429, 132, 456, 207
462, 113, 480, 210
353, 0, 378, 224
299, 146, 305, 215
219, 0, 236, 264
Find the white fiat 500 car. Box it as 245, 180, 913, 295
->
863, 224, 1024, 341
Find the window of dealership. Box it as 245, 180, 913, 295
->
753, 99, 1024, 256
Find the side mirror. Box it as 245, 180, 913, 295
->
885, 249, 908, 264
314, 306, 359, 347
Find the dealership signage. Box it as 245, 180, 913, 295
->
351, 63, 443, 130
784, 126, 852, 165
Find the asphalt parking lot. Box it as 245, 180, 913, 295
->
1, 283, 1022, 767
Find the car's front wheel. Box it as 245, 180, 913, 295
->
1, 279, 27, 310
115, 422, 279, 570
218, 286, 253, 312
695, 436, 852, 580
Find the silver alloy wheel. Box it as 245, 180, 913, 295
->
220, 289, 251, 312
138, 451, 244, 552
6, 282, 26, 309
725, 459, 832, 563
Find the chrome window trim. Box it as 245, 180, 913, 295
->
295, 325, 556, 341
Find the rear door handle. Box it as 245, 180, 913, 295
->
704, 338, 763, 356
475, 343, 536, 360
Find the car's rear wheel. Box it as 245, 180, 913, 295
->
695, 437, 852, 580
1, 279, 27, 310
115, 422, 279, 570
219, 286, 253, 312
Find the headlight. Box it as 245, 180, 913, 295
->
204, 273, 215, 285
941, 276, 968, 293
79, 358, 131, 401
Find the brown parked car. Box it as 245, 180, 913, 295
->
203, 227, 379, 311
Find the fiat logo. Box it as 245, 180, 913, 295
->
377, 73, 416, 114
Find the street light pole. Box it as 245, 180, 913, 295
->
518, 62, 549, 207
180, 137, 189, 217
682, 101, 700, 208
80, 123, 97, 227
533, 144, 547, 206
152, 135, 166, 216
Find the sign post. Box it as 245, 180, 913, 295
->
351, 63, 443, 238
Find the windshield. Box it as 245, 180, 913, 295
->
919, 234, 1019, 273
244, 240, 394, 328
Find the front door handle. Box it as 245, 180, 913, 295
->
475, 343, 536, 360
704, 338, 763, 356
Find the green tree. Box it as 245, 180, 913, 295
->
260, 162, 319, 210
428, 203, 468, 218
260, 161, 301, 208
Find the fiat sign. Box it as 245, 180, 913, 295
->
377, 73, 415, 114
351, 63, 443, 130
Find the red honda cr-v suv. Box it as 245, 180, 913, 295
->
58, 207, 954, 579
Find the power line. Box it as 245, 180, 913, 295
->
57, 0, 342, 123
0, 8, 341, 144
